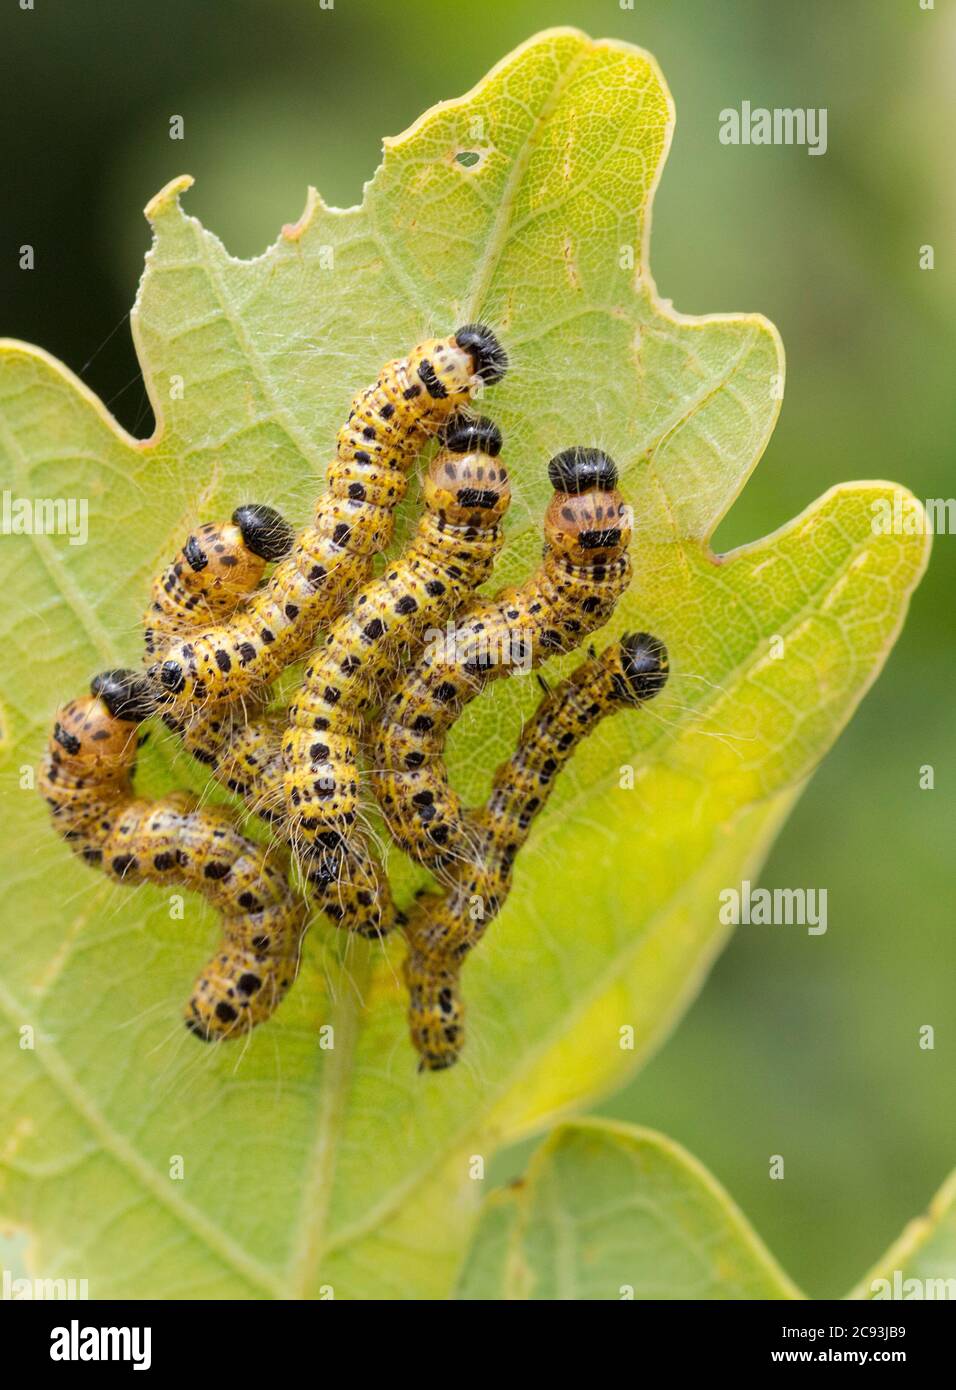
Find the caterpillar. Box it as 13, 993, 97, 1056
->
145, 504, 295, 824
144, 504, 295, 657
150, 325, 508, 710
403, 632, 670, 1070
283, 415, 511, 860
372, 447, 633, 874
38, 669, 305, 1040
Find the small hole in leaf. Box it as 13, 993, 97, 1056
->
455, 150, 481, 169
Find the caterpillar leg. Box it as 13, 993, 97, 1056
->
151, 327, 508, 710
296, 831, 402, 939
373, 447, 633, 874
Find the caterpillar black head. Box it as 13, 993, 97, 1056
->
547, 447, 618, 495
232, 504, 295, 563
410, 328, 506, 405
426, 415, 511, 524
454, 323, 508, 386
544, 448, 630, 565
90, 669, 158, 723
439, 414, 503, 457
46, 669, 158, 767
616, 632, 669, 704
153, 659, 186, 696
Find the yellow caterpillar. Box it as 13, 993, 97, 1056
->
283, 416, 511, 863
145, 505, 294, 824
38, 669, 305, 1040
372, 447, 633, 873
403, 633, 669, 1070
150, 326, 507, 709
143, 504, 295, 657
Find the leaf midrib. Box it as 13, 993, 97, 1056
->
458, 43, 591, 322
284, 941, 373, 1297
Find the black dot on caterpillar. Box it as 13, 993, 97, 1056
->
372, 446, 633, 874
402, 632, 670, 1071
150, 326, 508, 709
38, 668, 305, 1042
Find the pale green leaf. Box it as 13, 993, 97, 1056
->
455, 1118, 802, 1299
0, 28, 929, 1299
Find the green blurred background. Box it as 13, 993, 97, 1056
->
1, 0, 953, 1298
